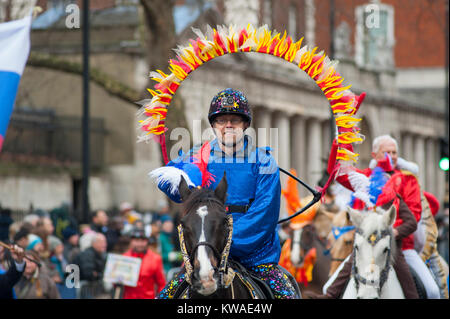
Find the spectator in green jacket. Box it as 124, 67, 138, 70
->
158, 215, 181, 274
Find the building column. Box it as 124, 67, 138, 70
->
401, 133, 413, 162
307, 118, 322, 186
414, 136, 426, 187
253, 107, 272, 149
291, 116, 307, 196
273, 112, 291, 172
223, 0, 259, 29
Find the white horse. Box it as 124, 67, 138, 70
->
342, 205, 405, 299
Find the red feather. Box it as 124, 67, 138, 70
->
192, 141, 216, 187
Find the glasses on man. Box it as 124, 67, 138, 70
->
215, 117, 243, 125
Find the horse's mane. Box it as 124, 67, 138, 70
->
182, 187, 225, 216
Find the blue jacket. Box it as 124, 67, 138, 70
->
157, 137, 281, 267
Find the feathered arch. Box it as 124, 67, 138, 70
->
137, 24, 366, 192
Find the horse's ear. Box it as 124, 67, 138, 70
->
345, 211, 351, 224
214, 172, 228, 204
347, 206, 362, 227
383, 204, 397, 227
179, 175, 192, 202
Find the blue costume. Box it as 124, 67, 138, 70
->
158, 137, 281, 268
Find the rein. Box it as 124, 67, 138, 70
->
277, 167, 322, 224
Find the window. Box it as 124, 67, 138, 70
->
355, 1, 395, 69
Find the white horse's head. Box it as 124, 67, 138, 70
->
347, 205, 397, 299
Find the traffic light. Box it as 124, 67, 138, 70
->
439, 137, 449, 171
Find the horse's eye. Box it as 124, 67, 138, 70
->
345, 240, 353, 246
354, 245, 359, 251
383, 247, 389, 254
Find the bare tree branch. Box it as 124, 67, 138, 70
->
139, 0, 190, 168
27, 52, 140, 104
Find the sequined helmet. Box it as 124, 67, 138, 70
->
208, 88, 252, 125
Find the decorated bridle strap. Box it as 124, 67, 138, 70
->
219, 215, 234, 275
355, 228, 391, 246
177, 223, 194, 284
351, 229, 392, 291
177, 214, 234, 286
331, 225, 356, 240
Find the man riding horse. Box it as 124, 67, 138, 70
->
153, 88, 299, 299
308, 137, 424, 299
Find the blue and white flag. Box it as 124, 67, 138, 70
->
0, 15, 32, 151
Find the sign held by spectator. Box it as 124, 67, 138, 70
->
103, 253, 141, 287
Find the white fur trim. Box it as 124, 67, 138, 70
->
149, 166, 195, 195
347, 170, 373, 207
352, 191, 373, 207
396, 157, 419, 176
347, 170, 370, 192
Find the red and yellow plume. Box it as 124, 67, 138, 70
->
138, 24, 365, 169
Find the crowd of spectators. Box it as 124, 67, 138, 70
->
0, 201, 183, 299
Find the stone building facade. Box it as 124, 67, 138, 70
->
0, 0, 447, 220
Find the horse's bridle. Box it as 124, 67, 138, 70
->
351, 228, 392, 295
323, 225, 356, 261
177, 200, 234, 290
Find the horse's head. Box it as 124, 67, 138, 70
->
290, 223, 317, 267
327, 210, 355, 276
347, 205, 397, 299
178, 173, 230, 296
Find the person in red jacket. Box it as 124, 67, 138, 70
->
322, 135, 440, 298
310, 158, 419, 298
122, 228, 166, 299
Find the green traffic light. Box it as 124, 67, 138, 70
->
439, 157, 449, 171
